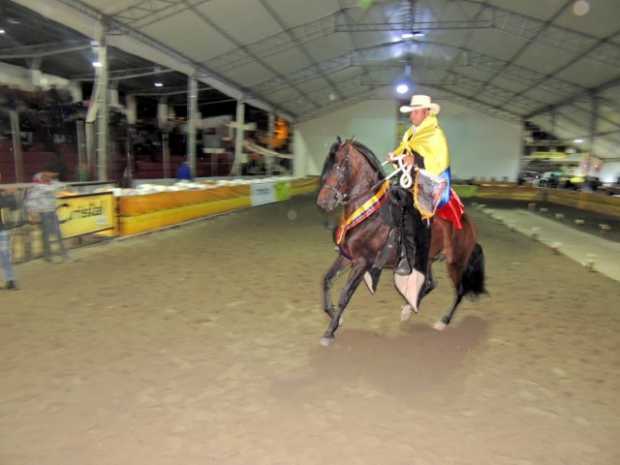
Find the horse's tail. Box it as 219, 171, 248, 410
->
462, 242, 486, 297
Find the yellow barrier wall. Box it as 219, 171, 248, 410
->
119, 196, 252, 236
290, 178, 319, 196
456, 183, 620, 218
118, 177, 320, 236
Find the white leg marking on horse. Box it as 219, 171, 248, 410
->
363, 272, 374, 294
400, 304, 413, 321
433, 320, 447, 331
394, 271, 424, 320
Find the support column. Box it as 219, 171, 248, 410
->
29, 57, 42, 87
267, 112, 275, 176
232, 97, 245, 176
162, 132, 171, 179
589, 94, 598, 155
586, 94, 599, 178
95, 28, 109, 181
125, 95, 137, 184
9, 110, 24, 183
187, 75, 198, 177
158, 97, 171, 179
76, 120, 87, 181
124, 125, 135, 186
85, 123, 96, 179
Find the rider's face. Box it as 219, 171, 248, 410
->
409, 108, 429, 126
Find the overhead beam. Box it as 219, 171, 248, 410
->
180, 0, 321, 111
289, 71, 522, 123
0, 39, 91, 59
457, 0, 620, 67
499, 26, 620, 109
525, 75, 620, 119
439, 0, 490, 87
73, 66, 177, 82
12, 0, 295, 121
471, 0, 574, 99
258, 0, 344, 101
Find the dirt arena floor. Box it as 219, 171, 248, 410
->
1, 195, 619, 465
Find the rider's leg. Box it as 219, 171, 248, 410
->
395, 203, 416, 275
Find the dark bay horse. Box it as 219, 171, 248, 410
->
316, 138, 486, 346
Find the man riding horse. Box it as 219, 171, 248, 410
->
388, 94, 464, 277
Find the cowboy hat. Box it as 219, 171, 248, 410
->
399, 94, 440, 115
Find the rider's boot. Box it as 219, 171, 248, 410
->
395, 218, 415, 276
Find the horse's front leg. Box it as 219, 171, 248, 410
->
323, 254, 349, 318
321, 260, 368, 346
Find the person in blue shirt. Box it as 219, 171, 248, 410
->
176, 160, 193, 181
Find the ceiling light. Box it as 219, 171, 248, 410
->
572, 0, 590, 16
401, 31, 425, 40
396, 83, 409, 94
0, 29, 5, 35
573, 138, 584, 144
154, 82, 164, 87
92, 61, 102, 68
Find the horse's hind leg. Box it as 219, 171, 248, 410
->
321, 261, 367, 346
434, 263, 465, 331
323, 254, 349, 318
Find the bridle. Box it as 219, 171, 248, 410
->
322, 142, 386, 207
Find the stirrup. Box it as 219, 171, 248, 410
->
395, 257, 412, 275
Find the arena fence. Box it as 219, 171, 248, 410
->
0, 177, 320, 264
454, 184, 620, 219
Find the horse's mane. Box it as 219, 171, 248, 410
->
321, 138, 385, 182
350, 140, 385, 180
320, 140, 341, 182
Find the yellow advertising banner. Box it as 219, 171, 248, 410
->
56, 192, 117, 238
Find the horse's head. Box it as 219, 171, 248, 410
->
317, 137, 383, 212
317, 137, 351, 212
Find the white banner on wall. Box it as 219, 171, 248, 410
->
250, 183, 276, 206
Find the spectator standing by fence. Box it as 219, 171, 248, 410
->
25, 172, 69, 263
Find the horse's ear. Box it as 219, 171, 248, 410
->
336, 135, 342, 145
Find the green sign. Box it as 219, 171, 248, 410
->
274, 181, 291, 201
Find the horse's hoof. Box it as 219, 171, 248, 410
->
433, 320, 447, 331
320, 336, 335, 347
400, 305, 413, 321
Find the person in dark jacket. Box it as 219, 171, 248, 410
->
0, 171, 18, 289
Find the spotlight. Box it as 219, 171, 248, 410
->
154, 82, 164, 88
0, 29, 5, 35
92, 61, 102, 68
396, 83, 409, 94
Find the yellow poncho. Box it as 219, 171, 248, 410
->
393, 115, 449, 176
